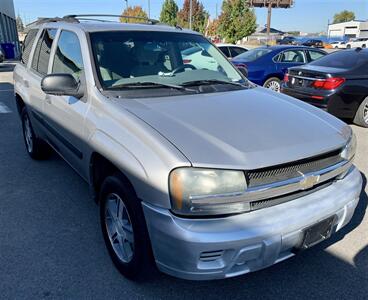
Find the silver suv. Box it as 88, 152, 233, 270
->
14, 15, 362, 280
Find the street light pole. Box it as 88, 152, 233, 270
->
189, 0, 193, 30
148, 0, 151, 18
124, 0, 128, 9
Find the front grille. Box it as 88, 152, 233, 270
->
249, 180, 334, 211
247, 149, 343, 188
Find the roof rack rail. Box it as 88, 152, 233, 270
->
63, 14, 160, 25
26, 16, 78, 27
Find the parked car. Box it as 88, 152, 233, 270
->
277, 36, 298, 45
232, 45, 327, 92
216, 43, 248, 59
330, 41, 347, 49
282, 48, 368, 127
181, 45, 218, 71
346, 38, 368, 49
302, 39, 324, 48
0, 48, 4, 63
14, 15, 362, 281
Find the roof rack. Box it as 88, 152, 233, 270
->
26, 14, 161, 27
64, 14, 160, 25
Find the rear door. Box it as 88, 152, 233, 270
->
43, 30, 89, 178
27, 28, 58, 137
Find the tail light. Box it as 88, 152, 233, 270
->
235, 63, 247, 69
183, 59, 192, 64
312, 77, 345, 90
283, 73, 290, 83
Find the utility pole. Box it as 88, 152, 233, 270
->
148, 0, 151, 18
216, 2, 218, 19
189, 0, 193, 30
266, 1, 272, 38
124, 0, 128, 9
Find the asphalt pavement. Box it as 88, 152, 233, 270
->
0, 63, 367, 299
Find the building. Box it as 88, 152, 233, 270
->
0, 0, 19, 57
328, 20, 368, 40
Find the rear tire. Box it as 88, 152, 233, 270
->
99, 173, 154, 280
353, 97, 368, 128
346, 44, 351, 49
362, 44, 366, 48
21, 107, 51, 159
263, 77, 281, 92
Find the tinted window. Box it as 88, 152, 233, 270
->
229, 47, 247, 57
219, 46, 230, 57
21, 29, 38, 65
279, 50, 306, 63
31, 29, 57, 75
308, 50, 325, 62
309, 50, 368, 69
52, 31, 84, 80
235, 48, 272, 62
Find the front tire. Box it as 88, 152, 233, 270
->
21, 107, 51, 159
353, 97, 368, 128
263, 77, 281, 92
99, 173, 153, 280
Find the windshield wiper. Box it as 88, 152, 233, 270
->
110, 81, 196, 92
181, 79, 245, 87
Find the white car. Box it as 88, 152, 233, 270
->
216, 43, 248, 59
181, 46, 219, 71
346, 38, 368, 49
330, 41, 347, 49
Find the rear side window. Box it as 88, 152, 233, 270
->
307, 50, 325, 62
219, 46, 230, 57
279, 50, 306, 63
31, 28, 57, 75
309, 50, 368, 69
21, 29, 38, 65
229, 47, 247, 57
52, 31, 84, 80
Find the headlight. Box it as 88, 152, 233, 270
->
341, 131, 357, 161
169, 168, 247, 216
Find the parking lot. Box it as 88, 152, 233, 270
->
0, 63, 367, 299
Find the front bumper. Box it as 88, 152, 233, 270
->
142, 167, 362, 280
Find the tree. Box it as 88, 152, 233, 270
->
177, 0, 209, 33
218, 0, 257, 44
333, 10, 355, 24
206, 18, 220, 37
120, 6, 148, 23
160, 0, 179, 26
16, 15, 24, 33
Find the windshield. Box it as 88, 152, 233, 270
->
233, 48, 272, 61
90, 31, 244, 91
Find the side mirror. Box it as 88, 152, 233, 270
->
41, 73, 84, 99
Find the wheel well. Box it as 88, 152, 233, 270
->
15, 94, 25, 116
89, 153, 136, 202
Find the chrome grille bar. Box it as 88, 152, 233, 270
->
190, 160, 352, 207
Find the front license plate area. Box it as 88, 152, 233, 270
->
299, 215, 337, 250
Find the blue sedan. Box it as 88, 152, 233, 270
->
232, 45, 327, 92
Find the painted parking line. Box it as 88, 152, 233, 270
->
0, 102, 11, 113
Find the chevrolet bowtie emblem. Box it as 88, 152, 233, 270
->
299, 174, 320, 190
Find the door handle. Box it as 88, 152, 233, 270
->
45, 95, 52, 104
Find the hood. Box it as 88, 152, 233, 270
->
118, 87, 348, 170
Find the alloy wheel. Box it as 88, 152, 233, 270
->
104, 193, 135, 263
363, 102, 368, 124
265, 80, 281, 92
